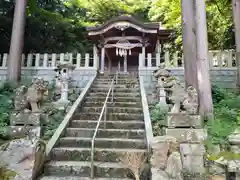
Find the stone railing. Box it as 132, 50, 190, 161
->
139, 50, 238, 100
0, 53, 98, 87
0, 53, 97, 69
139, 50, 236, 69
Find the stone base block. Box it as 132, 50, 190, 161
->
180, 143, 205, 173
167, 113, 202, 128
166, 128, 207, 143
9, 126, 41, 139
10, 112, 41, 126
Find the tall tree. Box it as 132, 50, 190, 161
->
232, 0, 240, 87
195, 0, 213, 118
7, 0, 28, 83
181, 0, 198, 89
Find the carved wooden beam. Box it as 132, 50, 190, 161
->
104, 36, 144, 43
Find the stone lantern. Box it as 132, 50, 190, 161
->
54, 62, 75, 110
153, 65, 170, 105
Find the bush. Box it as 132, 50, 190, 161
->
150, 102, 169, 136
205, 85, 239, 149
0, 83, 16, 139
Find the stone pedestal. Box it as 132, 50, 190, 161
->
166, 113, 206, 173
9, 112, 41, 138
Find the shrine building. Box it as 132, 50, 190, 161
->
86, 15, 172, 74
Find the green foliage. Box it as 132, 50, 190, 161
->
205, 85, 239, 150
148, 0, 234, 50
0, 83, 16, 139
150, 102, 169, 136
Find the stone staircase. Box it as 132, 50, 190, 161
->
40, 74, 147, 180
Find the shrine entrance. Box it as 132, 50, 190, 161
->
86, 15, 172, 74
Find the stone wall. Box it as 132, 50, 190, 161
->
139, 67, 237, 102
0, 68, 97, 88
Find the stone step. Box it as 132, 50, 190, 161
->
39, 176, 132, 180
98, 75, 138, 79
90, 88, 140, 93
57, 137, 146, 149
93, 82, 139, 87
51, 147, 146, 162
88, 92, 140, 97
44, 161, 131, 178
95, 80, 139, 85
82, 107, 143, 114
91, 84, 139, 89
70, 120, 145, 130
72, 112, 144, 121
83, 101, 142, 108
85, 96, 141, 103
65, 128, 145, 139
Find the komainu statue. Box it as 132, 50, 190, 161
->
14, 77, 49, 113
182, 86, 198, 114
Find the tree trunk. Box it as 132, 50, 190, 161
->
7, 0, 28, 83
232, 0, 240, 88
181, 0, 198, 90
195, 0, 213, 118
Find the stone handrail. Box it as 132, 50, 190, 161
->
139, 75, 154, 153
45, 74, 97, 156
0, 53, 97, 69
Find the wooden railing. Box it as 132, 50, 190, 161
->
0, 53, 97, 69
139, 50, 237, 69
90, 70, 118, 179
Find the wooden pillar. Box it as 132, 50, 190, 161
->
124, 55, 127, 73
100, 47, 105, 74
142, 46, 146, 67
93, 44, 98, 69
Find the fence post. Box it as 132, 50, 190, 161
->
147, 53, 152, 68
43, 53, 48, 67
227, 51, 233, 67
138, 53, 143, 68
156, 53, 161, 67
27, 54, 33, 67
21, 54, 25, 66
85, 53, 90, 67
68, 53, 73, 64
2, 54, 8, 67
76, 53, 81, 68
60, 53, 64, 63
208, 51, 213, 68
52, 53, 56, 67
173, 52, 178, 67
35, 54, 40, 67
164, 51, 170, 67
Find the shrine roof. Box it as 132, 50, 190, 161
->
86, 15, 171, 36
